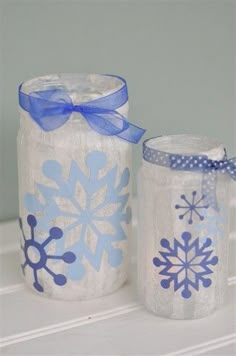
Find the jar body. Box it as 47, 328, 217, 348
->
18, 74, 132, 300
137, 136, 230, 319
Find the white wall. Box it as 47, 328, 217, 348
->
0, 0, 235, 220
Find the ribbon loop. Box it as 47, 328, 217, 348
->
19, 75, 145, 144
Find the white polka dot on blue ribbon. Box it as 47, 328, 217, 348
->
143, 141, 236, 210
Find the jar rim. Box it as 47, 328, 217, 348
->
143, 135, 225, 160
20, 73, 125, 102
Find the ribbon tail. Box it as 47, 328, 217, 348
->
202, 170, 219, 211
116, 123, 146, 144
82, 110, 145, 143
228, 158, 236, 181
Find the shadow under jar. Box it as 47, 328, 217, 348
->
17, 74, 133, 300
138, 135, 231, 319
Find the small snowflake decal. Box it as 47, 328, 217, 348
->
194, 208, 226, 246
24, 151, 131, 280
19, 214, 76, 292
153, 231, 218, 299
175, 191, 209, 224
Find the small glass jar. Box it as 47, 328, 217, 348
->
138, 135, 230, 319
18, 74, 132, 300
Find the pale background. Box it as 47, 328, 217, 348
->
0, 0, 235, 221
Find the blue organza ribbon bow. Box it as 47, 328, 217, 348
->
143, 142, 236, 210
18, 76, 145, 144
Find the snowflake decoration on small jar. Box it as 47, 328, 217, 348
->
153, 231, 218, 299
194, 207, 227, 247
175, 191, 209, 224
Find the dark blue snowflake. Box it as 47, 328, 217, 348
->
175, 191, 209, 224
153, 231, 218, 299
19, 214, 76, 292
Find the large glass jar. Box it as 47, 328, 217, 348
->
18, 74, 133, 300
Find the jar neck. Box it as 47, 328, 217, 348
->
143, 135, 226, 168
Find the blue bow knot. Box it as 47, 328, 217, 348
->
19, 76, 145, 144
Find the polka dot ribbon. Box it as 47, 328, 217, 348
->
143, 142, 236, 210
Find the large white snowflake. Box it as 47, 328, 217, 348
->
24, 151, 131, 280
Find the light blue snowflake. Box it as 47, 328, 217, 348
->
175, 191, 209, 224
24, 151, 131, 280
19, 214, 76, 292
153, 231, 218, 299
194, 208, 226, 246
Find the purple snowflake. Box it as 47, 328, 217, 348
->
19, 214, 76, 292
175, 191, 209, 224
153, 231, 218, 299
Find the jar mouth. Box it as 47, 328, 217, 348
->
20, 73, 125, 103
144, 135, 225, 160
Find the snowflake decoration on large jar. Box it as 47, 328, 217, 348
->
24, 151, 131, 280
153, 231, 218, 299
19, 214, 76, 292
